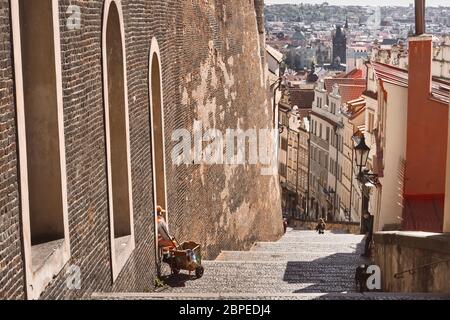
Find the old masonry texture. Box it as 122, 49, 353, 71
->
0, 0, 283, 299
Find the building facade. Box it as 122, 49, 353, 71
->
372, 34, 450, 294
286, 113, 310, 219
278, 77, 313, 219
365, 36, 449, 233
309, 74, 366, 222
341, 97, 367, 223
309, 80, 332, 220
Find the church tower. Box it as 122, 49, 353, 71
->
332, 24, 347, 67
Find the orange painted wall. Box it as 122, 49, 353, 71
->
405, 37, 448, 197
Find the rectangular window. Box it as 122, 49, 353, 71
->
281, 137, 288, 151
368, 113, 375, 133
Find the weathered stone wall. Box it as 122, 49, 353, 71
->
374, 232, 450, 293
0, 0, 283, 299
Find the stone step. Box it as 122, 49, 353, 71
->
251, 241, 364, 254
217, 250, 367, 264
92, 292, 450, 300
283, 230, 359, 236
153, 260, 358, 294
90, 230, 450, 300
279, 232, 365, 244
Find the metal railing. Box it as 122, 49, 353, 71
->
394, 258, 450, 279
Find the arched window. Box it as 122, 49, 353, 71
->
102, 0, 135, 281
11, 0, 70, 299
149, 38, 168, 253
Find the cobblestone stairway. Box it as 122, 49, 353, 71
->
92, 230, 450, 300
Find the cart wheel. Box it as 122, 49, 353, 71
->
171, 268, 180, 275
195, 266, 204, 279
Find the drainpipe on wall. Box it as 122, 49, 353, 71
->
334, 128, 339, 221
349, 147, 354, 222
306, 134, 311, 219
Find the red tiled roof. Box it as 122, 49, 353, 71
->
334, 72, 348, 78
289, 89, 315, 109
297, 109, 312, 119
324, 69, 366, 92
345, 68, 364, 79
324, 78, 366, 94
371, 62, 450, 104
338, 85, 366, 104
284, 74, 307, 82
334, 68, 364, 79
346, 96, 366, 106
342, 97, 366, 120
354, 126, 365, 136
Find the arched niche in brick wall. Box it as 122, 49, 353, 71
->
102, 0, 135, 282
149, 38, 169, 267
10, 0, 70, 299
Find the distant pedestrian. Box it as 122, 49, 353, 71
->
361, 211, 374, 257
315, 218, 326, 234
283, 218, 288, 234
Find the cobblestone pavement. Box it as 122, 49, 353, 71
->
92, 230, 450, 300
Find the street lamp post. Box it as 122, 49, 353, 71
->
354, 136, 370, 175
353, 135, 377, 233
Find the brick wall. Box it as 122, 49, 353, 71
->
0, 0, 283, 299
0, 0, 26, 300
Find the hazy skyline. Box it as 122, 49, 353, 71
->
265, 0, 450, 7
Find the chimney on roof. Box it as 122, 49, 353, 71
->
415, 0, 426, 36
